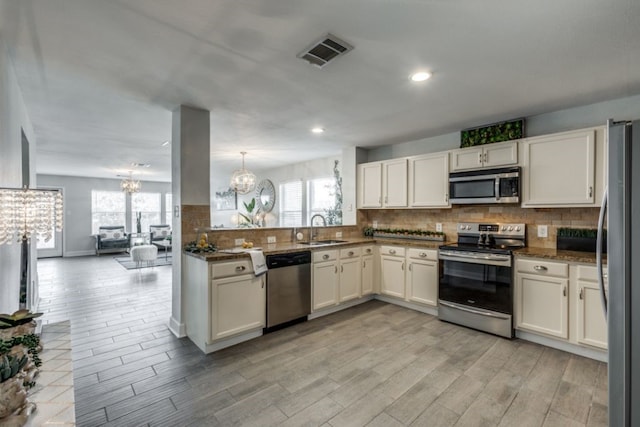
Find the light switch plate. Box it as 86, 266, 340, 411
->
267, 236, 276, 243
335, 231, 343, 238
538, 225, 548, 238
436, 223, 443, 232
234, 238, 245, 246
373, 221, 378, 228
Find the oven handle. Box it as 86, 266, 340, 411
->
439, 251, 511, 266
439, 300, 511, 320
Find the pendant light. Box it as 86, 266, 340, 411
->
230, 151, 256, 195
120, 171, 141, 194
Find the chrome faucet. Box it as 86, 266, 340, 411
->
310, 214, 326, 241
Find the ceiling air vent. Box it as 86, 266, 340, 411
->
297, 33, 354, 68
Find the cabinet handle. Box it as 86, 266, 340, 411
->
579, 288, 583, 300
262, 278, 265, 289
323, 254, 329, 260
533, 265, 548, 272
363, 261, 366, 268
478, 152, 483, 164
603, 272, 608, 279
419, 252, 427, 258
402, 262, 405, 271
589, 186, 593, 198
348, 251, 354, 257
563, 286, 567, 297
484, 152, 488, 163
341, 265, 344, 273
366, 248, 371, 253
389, 249, 396, 255
409, 263, 412, 271
335, 266, 338, 274
236, 265, 246, 272
445, 193, 449, 203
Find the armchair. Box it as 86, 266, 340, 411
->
149, 224, 172, 242
95, 225, 129, 255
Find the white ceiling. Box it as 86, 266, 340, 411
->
2, 0, 640, 183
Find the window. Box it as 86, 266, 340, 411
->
91, 191, 126, 234
165, 193, 172, 225
308, 177, 336, 224
131, 192, 161, 233
279, 180, 303, 227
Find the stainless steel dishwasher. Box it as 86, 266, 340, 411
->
265, 251, 311, 332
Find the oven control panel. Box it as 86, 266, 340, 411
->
457, 223, 526, 238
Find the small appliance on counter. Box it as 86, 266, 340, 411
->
438, 222, 526, 338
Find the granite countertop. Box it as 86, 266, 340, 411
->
515, 247, 606, 265
184, 237, 448, 261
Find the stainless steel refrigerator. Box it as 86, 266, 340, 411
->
598, 119, 640, 426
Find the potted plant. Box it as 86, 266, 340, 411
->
557, 227, 607, 253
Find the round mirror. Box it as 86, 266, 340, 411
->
255, 179, 276, 213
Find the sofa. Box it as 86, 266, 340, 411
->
149, 225, 172, 242
95, 225, 129, 255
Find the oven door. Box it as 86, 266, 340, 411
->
438, 250, 513, 314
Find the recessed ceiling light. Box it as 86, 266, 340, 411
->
311, 127, 324, 134
162, 140, 170, 146
410, 71, 432, 82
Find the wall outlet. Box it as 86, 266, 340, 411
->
373, 221, 378, 228
436, 223, 443, 232
335, 231, 343, 238
267, 236, 276, 244
538, 225, 548, 238
234, 238, 245, 246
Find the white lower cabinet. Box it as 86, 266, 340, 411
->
339, 248, 362, 302
183, 255, 266, 353
312, 250, 339, 310
380, 246, 406, 298
212, 274, 266, 341
516, 272, 569, 339
406, 249, 438, 307
575, 265, 608, 349
361, 246, 375, 296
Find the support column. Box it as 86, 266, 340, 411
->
169, 105, 210, 337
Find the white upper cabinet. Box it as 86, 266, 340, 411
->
408, 152, 450, 208
358, 162, 383, 208
358, 159, 407, 208
521, 127, 603, 207
450, 141, 518, 172
382, 159, 408, 207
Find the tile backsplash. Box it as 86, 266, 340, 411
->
362, 206, 600, 248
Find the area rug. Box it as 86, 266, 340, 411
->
115, 255, 172, 270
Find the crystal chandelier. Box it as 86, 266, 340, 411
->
230, 151, 256, 195
0, 187, 64, 245
121, 171, 141, 193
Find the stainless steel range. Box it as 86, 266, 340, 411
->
438, 222, 526, 338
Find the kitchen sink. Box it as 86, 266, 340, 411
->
299, 239, 347, 246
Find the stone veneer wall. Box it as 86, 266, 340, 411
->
362, 206, 600, 249
181, 205, 212, 245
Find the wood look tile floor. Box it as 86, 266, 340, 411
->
37, 255, 608, 427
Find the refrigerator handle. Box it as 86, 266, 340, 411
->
596, 186, 608, 318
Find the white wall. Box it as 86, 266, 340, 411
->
366, 93, 640, 162
211, 155, 341, 228
37, 175, 171, 256
0, 41, 37, 313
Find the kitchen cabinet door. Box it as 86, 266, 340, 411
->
406, 259, 438, 306
515, 273, 568, 339
383, 159, 408, 207
483, 141, 518, 168
212, 274, 265, 341
339, 257, 361, 302
358, 162, 383, 208
313, 261, 339, 310
380, 255, 405, 298
521, 129, 596, 206
576, 279, 608, 349
450, 146, 483, 171
361, 253, 374, 296
408, 152, 450, 207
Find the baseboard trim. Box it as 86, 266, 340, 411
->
168, 316, 187, 338
63, 250, 96, 257
516, 330, 608, 362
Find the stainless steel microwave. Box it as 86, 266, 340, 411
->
449, 166, 520, 204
